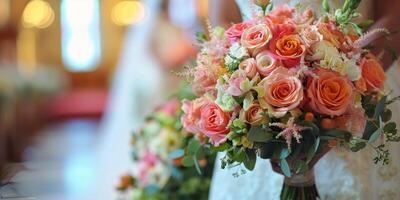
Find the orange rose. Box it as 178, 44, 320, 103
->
317, 22, 347, 51
360, 55, 386, 92
270, 34, 305, 67
239, 101, 268, 125
307, 69, 353, 116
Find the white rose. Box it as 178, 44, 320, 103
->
344, 59, 362, 81
229, 43, 249, 59
309, 41, 343, 69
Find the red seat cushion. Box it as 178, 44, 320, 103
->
46, 89, 108, 120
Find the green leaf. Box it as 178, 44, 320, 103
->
248, 126, 273, 142
322, 129, 352, 141
384, 122, 397, 134
169, 149, 185, 159
193, 157, 203, 175
374, 96, 387, 120
259, 143, 275, 159
211, 142, 230, 152
280, 159, 291, 177
368, 129, 381, 144
279, 148, 290, 159
381, 109, 392, 122
349, 137, 367, 152
188, 139, 201, 155
306, 137, 320, 163
244, 149, 256, 170
351, 23, 363, 36
195, 32, 208, 43
322, 0, 330, 12
182, 156, 195, 167
232, 148, 246, 163
292, 160, 308, 174
362, 121, 379, 140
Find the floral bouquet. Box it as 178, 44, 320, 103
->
117, 95, 215, 200
178, 0, 400, 199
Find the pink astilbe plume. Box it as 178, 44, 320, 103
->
353, 28, 390, 49
270, 117, 310, 150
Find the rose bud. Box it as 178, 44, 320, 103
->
253, 0, 270, 7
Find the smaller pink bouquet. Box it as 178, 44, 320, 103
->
178, 0, 400, 199
116, 97, 215, 200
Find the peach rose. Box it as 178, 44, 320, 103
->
226, 21, 253, 43
265, 5, 294, 25
259, 67, 304, 116
256, 51, 279, 77
270, 34, 305, 68
198, 102, 231, 146
181, 98, 209, 135
240, 100, 267, 125
239, 58, 257, 78
307, 69, 353, 116
300, 25, 322, 47
241, 24, 273, 50
360, 55, 386, 92
335, 106, 367, 137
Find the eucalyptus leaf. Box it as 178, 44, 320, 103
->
280, 159, 291, 177
193, 157, 203, 175
374, 96, 387, 120
188, 139, 201, 155
363, 121, 379, 140
279, 148, 290, 159
169, 149, 185, 159
368, 129, 381, 144
182, 156, 195, 167
306, 137, 320, 163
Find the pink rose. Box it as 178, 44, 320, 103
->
226, 71, 248, 96
138, 151, 159, 184
239, 100, 267, 125
181, 98, 209, 135
192, 70, 217, 96
239, 58, 257, 78
335, 106, 367, 136
226, 21, 253, 43
241, 24, 273, 50
259, 67, 303, 116
256, 51, 279, 77
198, 102, 231, 146
307, 68, 353, 116
265, 5, 295, 27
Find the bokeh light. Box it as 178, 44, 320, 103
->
22, 0, 55, 29
111, 0, 146, 26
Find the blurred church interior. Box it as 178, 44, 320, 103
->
0, 0, 208, 199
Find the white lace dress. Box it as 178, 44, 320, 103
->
209, 1, 400, 200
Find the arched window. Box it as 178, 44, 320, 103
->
61, 0, 101, 72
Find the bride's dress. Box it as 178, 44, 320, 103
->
209, 1, 400, 200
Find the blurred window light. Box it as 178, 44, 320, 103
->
111, 0, 146, 26
61, 0, 101, 72
22, 0, 55, 29
168, 0, 197, 29
0, 0, 10, 27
